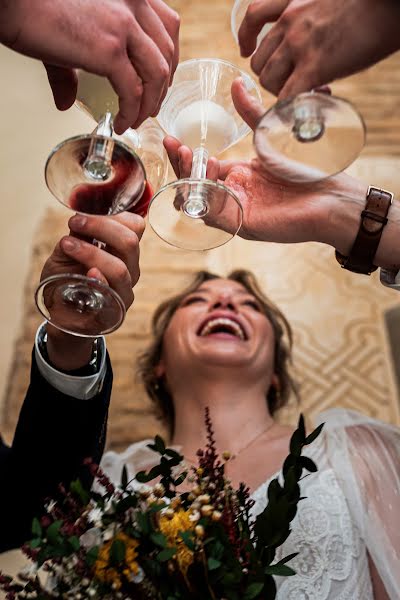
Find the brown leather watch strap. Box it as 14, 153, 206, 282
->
335, 186, 393, 275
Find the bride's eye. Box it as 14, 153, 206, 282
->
243, 299, 261, 311
182, 296, 206, 306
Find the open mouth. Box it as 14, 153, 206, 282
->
198, 317, 247, 341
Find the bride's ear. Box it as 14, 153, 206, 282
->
154, 361, 165, 378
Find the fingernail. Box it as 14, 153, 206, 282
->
69, 215, 87, 229
62, 237, 80, 252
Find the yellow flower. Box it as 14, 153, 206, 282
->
94, 532, 140, 590
159, 509, 195, 574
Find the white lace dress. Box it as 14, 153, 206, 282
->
100, 409, 400, 599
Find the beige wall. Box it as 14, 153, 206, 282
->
0, 45, 95, 406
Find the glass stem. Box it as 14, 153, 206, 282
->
183, 146, 210, 219
292, 96, 325, 143
83, 111, 114, 180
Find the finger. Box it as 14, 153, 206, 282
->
110, 57, 143, 134
86, 267, 109, 286
231, 77, 265, 130
238, 0, 289, 57
164, 135, 182, 177
147, 0, 180, 81
258, 46, 294, 96
110, 212, 146, 240
206, 157, 220, 181
60, 236, 135, 308
278, 67, 317, 99
127, 29, 170, 127
250, 28, 283, 76
68, 214, 141, 284
178, 146, 193, 179
44, 64, 77, 110
134, 4, 174, 115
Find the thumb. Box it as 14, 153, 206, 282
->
44, 64, 78, 111
232, 77, 265, 131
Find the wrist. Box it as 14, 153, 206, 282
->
315, 174, 368, 252
46, 324, 94, 371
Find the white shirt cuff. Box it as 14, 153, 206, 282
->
380, 268, 400, 290
34, 322, 107, 400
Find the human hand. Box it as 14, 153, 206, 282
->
238, 0, 400, 98
1, 0, 180, 133
41, 212, 145, 370
163, 78, 367, 247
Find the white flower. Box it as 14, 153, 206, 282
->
80, 527, 102, 549
131, 566, 145, 584
87, 507, 103, 526
45, 500, 57, 513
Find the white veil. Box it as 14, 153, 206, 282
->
316, 409, 400, 599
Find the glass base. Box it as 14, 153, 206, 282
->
35, 273, 126, 337
148, 178, 243, 250
45, 134, 146, 215
254, 92, 366, 183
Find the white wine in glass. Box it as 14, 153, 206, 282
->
149, 58, 261, 251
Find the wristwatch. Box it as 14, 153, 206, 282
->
335, 186, 393, 275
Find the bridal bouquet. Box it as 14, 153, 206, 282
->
0, 411, 323, 600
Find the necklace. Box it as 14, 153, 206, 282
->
184, 420, 276, 466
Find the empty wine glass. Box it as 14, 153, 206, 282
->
35, 72, 150, 338
149, 58, 261, 251
231, 1, 366, 183
231, 0, 273, 47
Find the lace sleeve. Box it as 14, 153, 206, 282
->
316, 409, 400, 599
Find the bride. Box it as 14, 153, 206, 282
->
100, 268, 400, 599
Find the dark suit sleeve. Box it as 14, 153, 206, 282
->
0, 349, 113, 553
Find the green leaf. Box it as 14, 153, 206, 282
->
46, 520, 63, 545
30, 538, 41, 549
298, 414, 306, 442
305, 423, 324, 445
68, 536, 80, 552
276, 552, 298, 566
32, 517, 42, 538
121, 465, 128, 489
300, 456, 317, 473
136, 511, 150, 534
289, 429, 303, 457
86, 546, 99, 567
70, 479, 90, 505
150, 435, 166, 454
207, 557, 221, 571
110, 538, 126, 564
173, 472, 187, 486
179, 530, 195, 551
150, 532, 167, 548
265, 564, 296, 576
157, 547, 177, 562
243, 582, 264, 600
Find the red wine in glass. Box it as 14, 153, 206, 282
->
70, 150, 152, 216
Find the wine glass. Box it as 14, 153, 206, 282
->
231, 0, 273, 47
35, 72, 153, 338
149, 58, 261, 251
231, 1, 366, 183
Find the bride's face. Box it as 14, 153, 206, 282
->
157, 278, 275, 381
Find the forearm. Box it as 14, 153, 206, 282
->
316, 175, 400, 271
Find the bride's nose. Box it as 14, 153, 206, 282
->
211, 294, 236, 311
